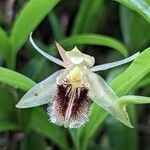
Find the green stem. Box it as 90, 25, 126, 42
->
69, 129, 80, 150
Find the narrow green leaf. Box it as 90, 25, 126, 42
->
119, 95, 150, 105
72, 0, 104, 34
71, 0, 91, 34
29, 108, 69, 150
58, 34, 128, 57
48, 11, 65, 40
106, 106, 137, 150
21, 132, 47, 150
110, 47, 150, 96
116, 0, 150, 23
120, 5, 150, 51
81, 0, 104, 33
106, 95, 150, 150
0, 28, 10, 58
0, 28, 13, 68
22, 57, 45, 80
0, 121, 19, 132
0, 87, 19, 132
0, 67, 35, 91
78, 47, 150, 149
137, 73, 150, 88
11, 0, 60, 52
107, 70, 138, 150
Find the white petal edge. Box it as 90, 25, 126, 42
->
16, 69, 64, 108
86, 70, 133, 128
30, 33, 64, 67
91, 52, 140, 72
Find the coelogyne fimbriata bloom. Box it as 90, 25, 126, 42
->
16, 33, 140, 128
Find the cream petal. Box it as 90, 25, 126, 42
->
16, 69, 64, 108
86, 71, 133, 128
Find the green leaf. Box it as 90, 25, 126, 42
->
48, 11, 65, 40
137, 73, 150, 88
106, 95, 150, 150
11, 0, 60, 53
110, 47, 150, 96
22, 57, 45, 80
120, 5, 150, 51
106, 94, 150, 150
58, 34, 128, 57
0, 28, 13, 68
20, 132, 47, 150
0, 67, 36, 91
0, 121, 19, 132
72, 0, 105, 34
77, 47, 150, 149
106, 106, 137, 150
29, 108, 69, 150
119, 95, 150, 105
0, 87, 19, 132
0, 28, 10, 57
116, 0, 150, 23
71, 0, 91, 34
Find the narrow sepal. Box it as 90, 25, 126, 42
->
30, 33, 64, 66
92, 52, 140, 72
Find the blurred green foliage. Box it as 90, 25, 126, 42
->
0, 0, 150, 150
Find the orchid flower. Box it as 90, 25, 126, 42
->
16, 33, 140, 128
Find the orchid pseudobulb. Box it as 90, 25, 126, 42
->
16, 33, 140, 128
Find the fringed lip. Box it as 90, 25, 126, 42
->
47, 82, 91, 128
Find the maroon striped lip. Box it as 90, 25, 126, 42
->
47, 83, 91, 128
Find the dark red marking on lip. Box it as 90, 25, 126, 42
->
48, 83, 91, 127
71, 88, 91, 120
56, 84, 69, 117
